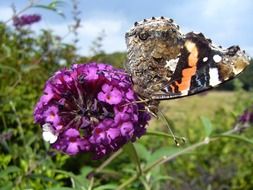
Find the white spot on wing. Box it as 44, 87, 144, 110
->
209, 68, 221, 87
232, 67, 243, 75
165, 58, 179, 72
42, 123, 58, 144
203, 57, 208, 62
213, 54, 222, 63
180, 90, 189, 96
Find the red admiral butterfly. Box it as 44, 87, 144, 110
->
125, 17, 251, 114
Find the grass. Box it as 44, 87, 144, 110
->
148, 90, 251, 140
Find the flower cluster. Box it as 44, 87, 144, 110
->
13, 14, 41, 27
34, 63, 151, 159
239, 106, 253, 124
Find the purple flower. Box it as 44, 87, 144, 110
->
239, 107, 253, 124
34, 63, 151, 159
13, 14, 41, 27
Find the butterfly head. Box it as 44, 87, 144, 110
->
125, 17, 184, 67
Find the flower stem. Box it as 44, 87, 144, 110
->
95, 149, 123, 174
88, 177, 94, 190
116, 174, 139, 190
116, 139, 211, 190
116, 127, 245, 189
144, 138, 212, 173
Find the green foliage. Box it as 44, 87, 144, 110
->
0, 20, 80, 189
1, 1, 253, 190
80, 52, 127, 69
238, 61, 253, 90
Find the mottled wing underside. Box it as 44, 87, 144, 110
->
125, 17, 251, 103
125, 17, 184, 99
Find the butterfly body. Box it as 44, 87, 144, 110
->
125, 17, 251, 114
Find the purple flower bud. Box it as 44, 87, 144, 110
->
239, 107, 253, 124
34, 63, 151, 159
13, 14, 41, 27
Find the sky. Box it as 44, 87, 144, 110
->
0, 0, 253, 56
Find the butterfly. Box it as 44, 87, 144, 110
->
125, 17, 251, 115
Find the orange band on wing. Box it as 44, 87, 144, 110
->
171, 41, 199, 92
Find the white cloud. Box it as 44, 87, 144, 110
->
80, 18, 124, 38
33, 15, 128, 55
79, 17, 128, 55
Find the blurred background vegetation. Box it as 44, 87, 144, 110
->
1, 1, 253, 190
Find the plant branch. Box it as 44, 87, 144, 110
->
5, 0, 39, 24
116, 126, 250, 189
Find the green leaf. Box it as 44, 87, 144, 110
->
148, 147, 182, 165
0, 166, 20, 178
80, 166, 93, 177
33, 4, 57, 11
93, 184, 117, 190
48, 0, 66, 8
201, 116, 213, 137
133, 142, 151, 162
54, 169, 84, 188
28, 174, 58, 184
123, 143, 142, 174
0, 182, 12, 190
33, 1, 66, 18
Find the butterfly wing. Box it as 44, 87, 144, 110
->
152, 32, 251, 100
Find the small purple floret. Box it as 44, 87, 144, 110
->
34, 63, 151, 159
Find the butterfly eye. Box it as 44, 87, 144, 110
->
139, 32, 149, 40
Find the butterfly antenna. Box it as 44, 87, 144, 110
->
159, 110, 180, 146
120, 98, 150, 107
